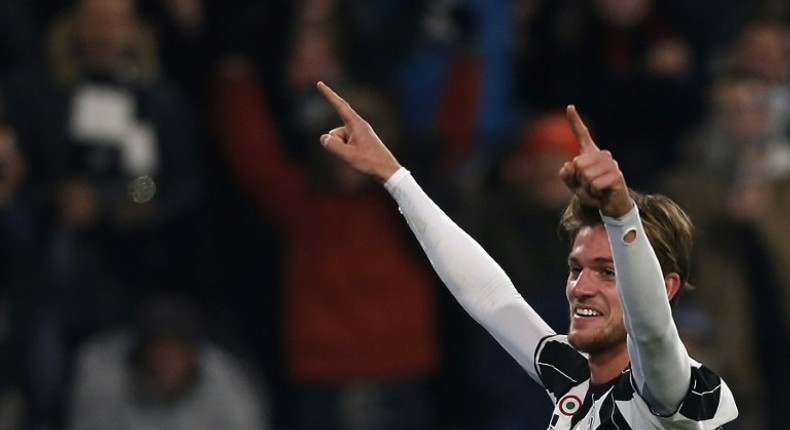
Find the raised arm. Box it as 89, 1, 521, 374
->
561, 106, 691, 414
316, 82, 554, 379
215, 62, 309, 227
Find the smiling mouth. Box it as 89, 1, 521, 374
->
574, 308, 602, 317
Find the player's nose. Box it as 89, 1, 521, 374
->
569, 269, 597, 298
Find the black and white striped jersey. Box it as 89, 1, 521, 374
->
536, 335, 738, 429
384, 170, 739, 429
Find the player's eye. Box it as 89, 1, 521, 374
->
568, 266, 581, 280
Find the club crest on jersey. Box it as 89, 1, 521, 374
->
559, 394, 582, 416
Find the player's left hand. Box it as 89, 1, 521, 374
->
559, 105, 634, 218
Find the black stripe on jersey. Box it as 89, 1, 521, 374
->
680, 365, 722, 421
536, 337, 590, 399
569, 388, 596, 428
597, 388, 634, 430
569, 369, 636, 428
613, 368, 636, 402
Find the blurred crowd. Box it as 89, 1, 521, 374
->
0, 0, 788, 429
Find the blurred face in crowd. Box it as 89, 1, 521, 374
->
75, 0, 138, 72
736, 24, 790, 84
713, 79, 771, 144
566, 225, 627, 355
288, 25, 342, 90
504, 149, 573, 209
595, 0, 651, 27
505, 114, 577, 209
142, 337, 199, 400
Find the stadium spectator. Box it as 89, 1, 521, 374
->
0, 98, 37, 430
5, 0, 206, 424
67, 294, 269, 430
213, 60, 439, 430
663, 72, 790, 430
525, 0, 704, 188
730, 20, 790, 138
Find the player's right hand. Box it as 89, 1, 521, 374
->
316, 82, 402, 183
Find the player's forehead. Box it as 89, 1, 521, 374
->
568, 225, 612, 262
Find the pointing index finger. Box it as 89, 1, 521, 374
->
566, 105, 599, 153
317, 81, 362, 125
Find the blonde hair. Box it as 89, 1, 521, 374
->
560, 190, 695, 305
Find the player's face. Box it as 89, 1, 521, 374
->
565, 225, 627, 354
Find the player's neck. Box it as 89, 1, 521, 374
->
587, 343, 630, 385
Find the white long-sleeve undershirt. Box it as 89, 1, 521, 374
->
384, 168, 553, 382
385, 168, 691, 414
601, 209, 691, 415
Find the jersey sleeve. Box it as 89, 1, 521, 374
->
675, 363, 738, 425
631, 362, 739, 429
384, 168, 555, 381
601, 206, 692, 415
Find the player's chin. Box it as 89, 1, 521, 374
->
568, 325, 626, 354
568, 329, 595, 352
568, 332, 613, 354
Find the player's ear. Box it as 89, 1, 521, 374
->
664, 272, 681, 302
